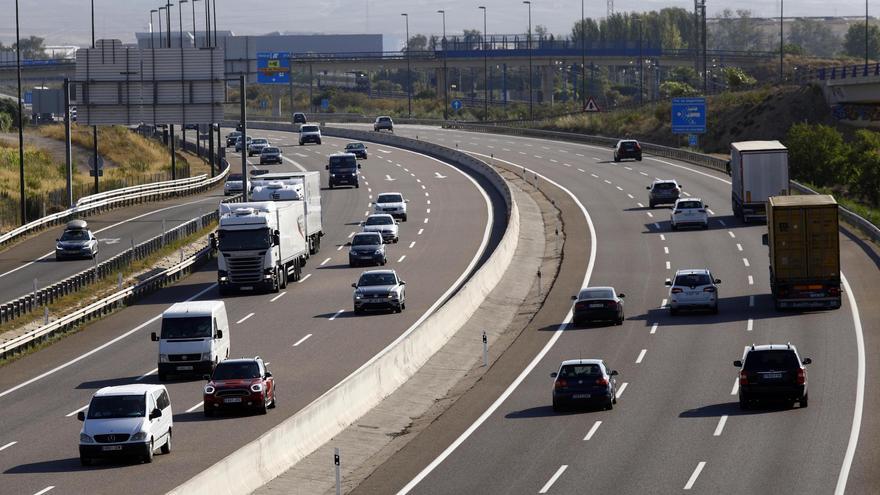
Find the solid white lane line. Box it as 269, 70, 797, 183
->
328, 309, 345, 321
661, 298, 668, 308
293, 334, 312, 347
663, 246, 669, 254
409, 241, 416, 248
749, 295, 754, 307
320, 257, 332, 266
684, 462, 707, 490
298, 273, 312, 283
33, 487, 55, 495
748, 275, 754, 285
539, 465, 568, 494
583, 421, 602, 441
185, 401, 203, 413
742, 258, 750, 267
417, 229, 424, 235
66, 404, 89, 417
635, 349, 647, 364
731, 379, 739, 395
0, 441, 17, 452
270, 291, 287, 302
747, 319, 754, 331
135, 368, 158, 381
836, 273, 866, 495
665, 261, 671, 270
650, 323, 658, 334
728, 231, 736, 238
398, 255, 407, 263
660, 234, 666, 241
736, 243, 743, 251
714, 416, 728, 437
615, 383, 628, 399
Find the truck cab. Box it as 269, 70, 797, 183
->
151, 301, 230, 381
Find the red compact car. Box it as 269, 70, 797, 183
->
203, 357, 276, 416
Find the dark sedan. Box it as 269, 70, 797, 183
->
571, 286, 625, 326
552, 359, 619, 411
344, 142, 368, 159
352, 269, 406, 314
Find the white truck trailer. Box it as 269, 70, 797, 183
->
729, 141, 790, 222
251, 171, 324, 255
216, 201, 307, 295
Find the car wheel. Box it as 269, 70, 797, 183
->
395, 305, 402, 314
80, 456, 92, 466
552, 399, 561, 412
158, 372, 168, 382
401, 302, 406, 310
613, 155, 620, 162
381, 258, 387, 266
258, 398, 269, 415
739, 395, 750, 410
329, 183, 334, 189
299, 141, 304, 146
354, 307, 363, 315
800, 393, 809, 408
317, 139, 322, 145
606, 398, 614, 410
204, 407, 213, 417
269, 391, 277, 409
637, 156, 642, 161
617, 313, 625, 325
160, 430, 172, 454
356, 183, 359, 188
669, 307, 678, 316
711, 304, 719, 314
671, 223, 678, 231
393, 238, 398, 243
649, 202, 656, 209
144, 439, 154, 463
402, 214, 407, 222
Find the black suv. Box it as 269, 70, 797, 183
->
613, 139, 642, 162
646, 179, 682, 208
735, 344, 811, 409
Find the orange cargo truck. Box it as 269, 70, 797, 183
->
763, 195, 841, 310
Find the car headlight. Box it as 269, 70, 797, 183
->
131, 431, 148, 441
204, 385, 215, 395
159, 354, 169, 363
250, 383, 264, 393
201, 352, 212, 361
387, 293, 395, 299
355, 294, 362, 300
80, 433, 94, 443
374, 249, 383, 255
330, 173, 335, 177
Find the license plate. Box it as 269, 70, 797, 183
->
240, 286, 253, 291
177, 365, 194, 371
572, 394, 591, 399
589, 303, 604, 308
224, 397, 242, 403
369, 298, 385, 303
102, 445, 123, 451
686, 291, 699, 296
764, 373, 782, 379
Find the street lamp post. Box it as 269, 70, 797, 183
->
179, 0, 188, 155
523, 1, 532, 119
14, 0, 25, 224
91, 0, 100, 194
438, 10, 448, 120
191, 0, 199, 46
866, 0, 870, 67
150, 9, 159, 48
212, 0, 218, 47
580, 0, 586, 110
158, 6, 165, 46
636, 15, 643, 105
779, 0, 784, 84
479, 6, 488, 119
401, 13, 411, 117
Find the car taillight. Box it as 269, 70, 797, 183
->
739, 371, 749, 385
554, 379, 567, 389
635, 143, 641, 151
671, 288, 683, 294
828, 286, 840, 296
796, 369, 806, 385
595, 378, 609, 386
575, 302, 586, 310
703, 287, 716, 292
607, 301, 618, 309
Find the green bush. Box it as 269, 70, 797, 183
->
659, 81, 698, 98
0, 112, 11, 132
785, 123, 851, 187
848, 129, 880, 206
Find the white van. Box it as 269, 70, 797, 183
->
151, 301, 230, 381
78, 384, 173, 465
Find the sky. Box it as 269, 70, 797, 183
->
0, 0, 874, 48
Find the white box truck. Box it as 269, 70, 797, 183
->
729, 141, 790, 222
216, 201, 308, 295
250, 171, 324, 255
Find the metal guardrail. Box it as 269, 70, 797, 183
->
0, 164, 230, 250
447, 122, 880, 244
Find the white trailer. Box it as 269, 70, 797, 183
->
730, 141, 790, 222
250, 171, 324, 254
216, 201, 307, 294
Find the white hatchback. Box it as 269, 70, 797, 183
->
670, 198, 709, 230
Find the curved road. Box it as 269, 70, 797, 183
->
0, 131, 495, 495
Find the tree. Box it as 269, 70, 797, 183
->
785, 123, 851, 187
659, 81, 698, 97
571, 18, 601, 44
462, 29, 482, 46
788, 18, 840, 58
12, 36, 47, 59
722, 67, 756, 88
848, 129, 880, 206
405, 34, 428, 51
709, 9, 769, 53
843, 23, 880, 60
535, 25, 549, 40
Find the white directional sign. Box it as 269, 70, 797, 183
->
384, 175, 396, 181
434, 172, 447, 179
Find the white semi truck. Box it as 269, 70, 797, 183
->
251, 171, 324, 255
216, 201, 307, 295
729, 141, 790, 222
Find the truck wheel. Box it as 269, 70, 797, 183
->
402, 214, 407, 222
329, 183, 334, 189
279, 267, 288, 289
271, 269, 281, 293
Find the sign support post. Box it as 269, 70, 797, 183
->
240, 74, 248, 201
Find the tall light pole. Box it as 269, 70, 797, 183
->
438, 10, 448, 120
165, 1, 172, 48
191, 0, 199, 47
91, 0, 99, 195
158, 6, 165, 46
178, 0, 187, 48
179, 0, 188, 154
866, 0, 870, 67
779, 0, 784, 84
580, 0, 586, 110
523, 1, 532, 119
401, 13, 412, 117
14, 0, 25, 224
479, 6, 488, 119
212, 0, 218, 47
636, 15, 643, 104
150, 9, 159, 48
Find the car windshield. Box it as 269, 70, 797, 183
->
346, 143, 364, 150
654, 182, 677, 190
358, 273, 397, 286
743, 350, 800, 372
301, 125, 319, 132
329, 155, 357, 170
87, 395, 146, 419
377, 194, 403, 204
228, 174, 243, 182
262, 147, 280, 154
212, 361, 261, 380
160, 316, 212, 339
228, 131, 240, 138
352, 234, 381, 246
579, 288, 614, 299
366, 216, 393, 226
60, 230, 89, 241
677, 201, 703, 209
559, 364, 602, 378
621, 142, 638, 150
252, 139, 268, 145
674, 273, 712, 287
378, 117, 391, 122
218, 228, 271, 251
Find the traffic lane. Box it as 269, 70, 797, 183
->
0, 144, 490, 494
0, 191, 224, 304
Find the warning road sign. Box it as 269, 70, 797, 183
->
584, 97, 601, 112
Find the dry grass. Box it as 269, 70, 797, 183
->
0, 140, 88, 201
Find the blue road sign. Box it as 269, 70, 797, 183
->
671, 97, 706, 134
451, 99, 463, 111
23, 91, 32, 104
321, 98, 330, 110
688, 134, 698, 147
256, 52, 290, 84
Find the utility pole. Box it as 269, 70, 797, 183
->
401, 13, 412, 118
580, 0, 586, 110
240, 75, 248, 201
524, 1, 532, 119
92, 0, 99, 195
166, 1, 177, 180
438, 10, 448, 120
479, 6, 488, 119
780, 0, 784, 84
15, 0, 25, 224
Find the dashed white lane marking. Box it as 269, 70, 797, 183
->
364, 211, 370, 217
684, 462, 707, 490
293, 334, 312, 347
665, 261, 671, 270
33, 487, 55, 495
294, 152, 308, 158
736, 243, 743, 251
337, 245, 345, 251
583, 421, 602, 441
578, 168, 585, 172
378, 148, 392, 153
417, 229, 424, 235
270, 291, 287, 302
403, 168, 410, 172
749, 295, 754, 307
186, 401, 204, 413
660, 234, 666, 241
563, 163, 572, 167
409, 241, 416, 248
650, 323, 658, 334
663, 247, 669, 254
502, 148, 511, 152
550, 159, 558, 163
487, 145, 495, 149
0, 441, 18, 452
748, 275, 754, 285
646, 212, 654, 218
534, 155, 543, 159
348, 231, 356, 239
590, 173, 599, 178
427, 208, 431, 214
615, 382, 628, 399
640, 171, 649, 176
661, 298, 668, 308
539, 465, 568, 494
707, 209, 716, 215
637, 202, 645, 208
66, 404, 89, 417
424, 218, 429, 224
683, 191, 692, 197
398, 255, 407, 263
731, 378, 740, 395
329, 309, 345, 321
714, 415, 728, 436
635, 349, 647, 364
425, 192, 430, 196
616, 186, 623, 191
236, 313, 255, 325
592, 157, 601, 161
624, 166, 633, 170
742, 258, 750, 267
421, 185, 426, 190
519, 151, 527, 155
728, 231, 736, 238
653, 223, 661, 230
320, 257, 332, 266
134, 367, 158, 381
427, 200, 432, 205
575, 153, 584, 157
747, 319, 754, 331
603, 179, 612, 184
416, 178, 421, 182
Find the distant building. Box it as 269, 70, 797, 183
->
134, 30, 234, 49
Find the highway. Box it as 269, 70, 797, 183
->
337, 125, 879, 495
0, 130, 495, 494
